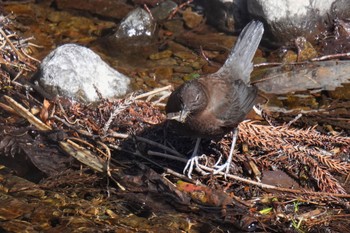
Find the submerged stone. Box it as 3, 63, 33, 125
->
102, 8, 157, 58
151, 0, 178, 21
182, 7, 203, 29
115, 8, 155, 38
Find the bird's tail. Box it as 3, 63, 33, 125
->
217, 21, 264, 84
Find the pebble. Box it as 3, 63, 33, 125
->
149, 50, 173, 60
182, 7, 203, 29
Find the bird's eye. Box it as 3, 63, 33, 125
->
195, 94, 200, 101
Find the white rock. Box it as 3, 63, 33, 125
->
39, 44, 130, 102
247, 0, 350, 43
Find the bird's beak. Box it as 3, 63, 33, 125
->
179, 108, 190, 122
166, 108, 190, 123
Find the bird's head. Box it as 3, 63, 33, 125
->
166, 81, 207, 123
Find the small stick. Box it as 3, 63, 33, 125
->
134, 85, 172, 100
0, 28, 24, 61
136, 135, 186, 158
311, 52, 350, 61
198, 164, 350, 198
147, 150, 188, 163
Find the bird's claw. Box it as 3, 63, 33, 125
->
213, 161, 231, 176
183, 154, 209, 179
212, 154, 232, 178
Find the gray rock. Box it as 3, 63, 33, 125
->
247, 0, 350, 44
38, 44, 130, 103
196, 0, 350, 44
101, 7, 157, 58
115, 7, 155, 39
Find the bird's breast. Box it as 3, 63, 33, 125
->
184, 111, 232, 138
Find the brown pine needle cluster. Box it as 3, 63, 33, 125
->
239, 121, 350, 194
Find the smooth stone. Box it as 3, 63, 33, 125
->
248, 0, 350, 44
154, 66, 173, 79
102, 8, 157, 58
149, 57, 178, 67
173, 51, 198, 61
163, 19, 185, 35
166, 41, 193, 53
115, 8, 155, 38
190, 59, 207, 70
151, 0, 178, 21
38, 44, 130, 103
173, 65, 194, 73
149, 50, 173, 60
182, 7, 203, 29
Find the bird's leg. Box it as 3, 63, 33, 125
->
183, 137, 201, 179
183, 137, 209, 179
214, 155, 223, 167
213, 128, 238, 177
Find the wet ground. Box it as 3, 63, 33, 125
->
1, 1, 350, 232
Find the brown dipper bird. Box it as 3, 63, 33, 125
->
166, 21, 264, 178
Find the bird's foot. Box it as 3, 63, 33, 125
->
212, 156, 232, 179
212, 129, 238, 178
183, 154, 209, 179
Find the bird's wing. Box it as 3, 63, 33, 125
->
199, 77, 257, 127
